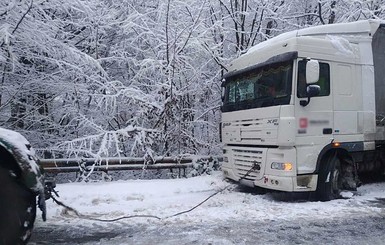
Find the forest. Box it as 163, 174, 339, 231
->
1, 0, 384, 160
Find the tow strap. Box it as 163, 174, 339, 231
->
48, 164, 259, 222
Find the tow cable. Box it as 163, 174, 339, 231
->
47, 164, 259, 222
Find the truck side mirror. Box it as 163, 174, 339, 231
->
300, 85, 320, 107
221, 87, 225, 102
307, 85, 320, 97
306, 60, 320, 84
221, 79, 226, 102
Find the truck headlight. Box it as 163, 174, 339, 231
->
271, 162, 293, 171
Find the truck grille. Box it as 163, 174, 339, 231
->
233, 148, 265, 181
222, 117, 278, 145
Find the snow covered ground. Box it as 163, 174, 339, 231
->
29, 172, 385, 244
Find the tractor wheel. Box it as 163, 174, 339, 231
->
0, 167, 36, 245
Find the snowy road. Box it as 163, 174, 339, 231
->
29, 172, 385, 244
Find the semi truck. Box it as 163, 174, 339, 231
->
221, 20, 385, 201
0, 127, 48, 245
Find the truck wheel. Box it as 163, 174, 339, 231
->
316, 155, 342, 201
0, 167, 36, 245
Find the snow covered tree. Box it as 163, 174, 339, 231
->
1, 0, 385, 161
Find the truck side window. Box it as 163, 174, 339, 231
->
297, 60, 330, 98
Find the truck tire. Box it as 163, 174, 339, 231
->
0, 167, 36, 245
316, 154, 342, 201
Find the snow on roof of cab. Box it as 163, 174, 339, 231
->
246, 19, 384, 55
0, 127, 43, 191
0, 127, 30, 148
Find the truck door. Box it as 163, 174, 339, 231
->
294, 59, 333, 173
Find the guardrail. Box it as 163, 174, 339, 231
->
39, 156, 221, 177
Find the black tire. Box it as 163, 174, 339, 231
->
0, 167, 37, 245
316, 154, 342, 201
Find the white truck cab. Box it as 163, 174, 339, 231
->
221, 20, 385, 200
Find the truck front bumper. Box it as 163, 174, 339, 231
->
222, 166, 318, 192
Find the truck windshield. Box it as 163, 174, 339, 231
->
222, 60, 293, 112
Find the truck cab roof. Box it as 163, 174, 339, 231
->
227, 20, 385, 74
